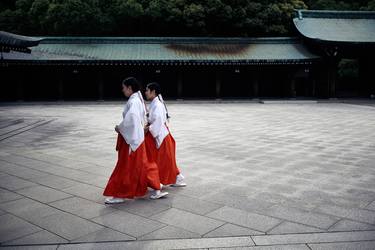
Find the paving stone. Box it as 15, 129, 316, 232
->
115, 198, 171, 217
329, 219, 375, 232
49, 197, 116, 219
0, 174, 38, 191
71, 228, 135, 242
155, 193, 223, 215
0, 188, 22, 203
252, 231, 375, 245
62, 183, 104, 203
0, 198, 61, 223
345, 208, 375, 225
35, 212, 104, 241
308, 241, 375, 250
268, 221, 324, 234
203, 192, 275, 213
204, 223, 264, 238
0, 214, 42, 243
367, 201, 375, 211
263, 204, 339, 229
211, 245, 310, 250
58, 236, 254, 249
15, 185, 72, 203
0, 160, 51, 180
3, 230, 68, 245
1, 103, 375, 247
91, 210, 165, 238
150, 208, 225, 235
139, 225, 201, 240
206, 206, 281, 232
31, 175, 82, 190
0, 246, 58, 250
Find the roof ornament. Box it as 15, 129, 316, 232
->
298, 10, 303, 20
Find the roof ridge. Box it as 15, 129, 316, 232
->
38, 37, 301, 45
294, 9, 375, 20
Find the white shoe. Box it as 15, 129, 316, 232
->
105, 197, 126, 204
150, 190, 168, 199
171, 174, 186, 187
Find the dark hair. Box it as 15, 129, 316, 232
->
146, 82, 161, 95
122, 77, 140, 92
147, 82, 170, 119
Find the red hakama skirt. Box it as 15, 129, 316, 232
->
103, 134, 161, 199
145, 132, 180, 185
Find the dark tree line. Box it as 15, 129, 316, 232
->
0, 0, 374, 37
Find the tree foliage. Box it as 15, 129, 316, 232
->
0, 0, 373, 36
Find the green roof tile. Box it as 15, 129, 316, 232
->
2, 37, 319, 64
294, 10, 375, 44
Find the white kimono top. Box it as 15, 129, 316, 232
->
148, 96, 169, 149
117, 91, 146, 152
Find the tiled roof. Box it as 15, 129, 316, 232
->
2, 37, 319, 65
294, 10, 375, 44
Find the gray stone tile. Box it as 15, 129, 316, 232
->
264, 204, 339, 229
72, 228, 135, 242
204, 223, 264, 238
150, 208, 225, 235
0, 160, 51, 180
0, 246, 58, 250
346, 208, 375, 225
367, 201, 375, 211
204, 192, 276, 213
36, 212, 104, 240
49, 197, 116, 219
16, 185, 72, 203
154, 193, 223, 215
268, 221, 324, 234
0, 188, 22, 203
31, 175, 82, 190
2, 103, 375, 246
0, 214, 42, 243
0, 174, 38, 191
328, 219, 375, 232
211, 245, 310, 250
62, 183, 104, 203
206, 206, 281, 232
78, 165, 113, 177
115, 198, 171, 217
3, 230, 68, 245
0, 198, 61, 223
139, 225, 201, 240
91, 210, 165, 238
309, 241, 375, 250
58, 236, 254, 250
252, 231, 375, 245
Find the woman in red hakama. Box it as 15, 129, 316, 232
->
103, 77, 168, 204
144, 82, 186, 187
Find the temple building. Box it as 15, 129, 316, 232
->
0, 10, 374, 101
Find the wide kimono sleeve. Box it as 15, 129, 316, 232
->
148, 104, 165, 139
118, 110, 144, 152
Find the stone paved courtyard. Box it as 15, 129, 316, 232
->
0, 101, 374, 249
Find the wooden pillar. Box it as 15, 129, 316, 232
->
16, 67, 24, 101
57, 68, 64, 101
98, 71, 104, 101
328, 59, 338, 98
177, 70, 183, 99
290, 78, 296, 98
312, 79, 316, 97
215, 71, 221, 99
253, 77, 259, 98
58, 77, 64, 101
